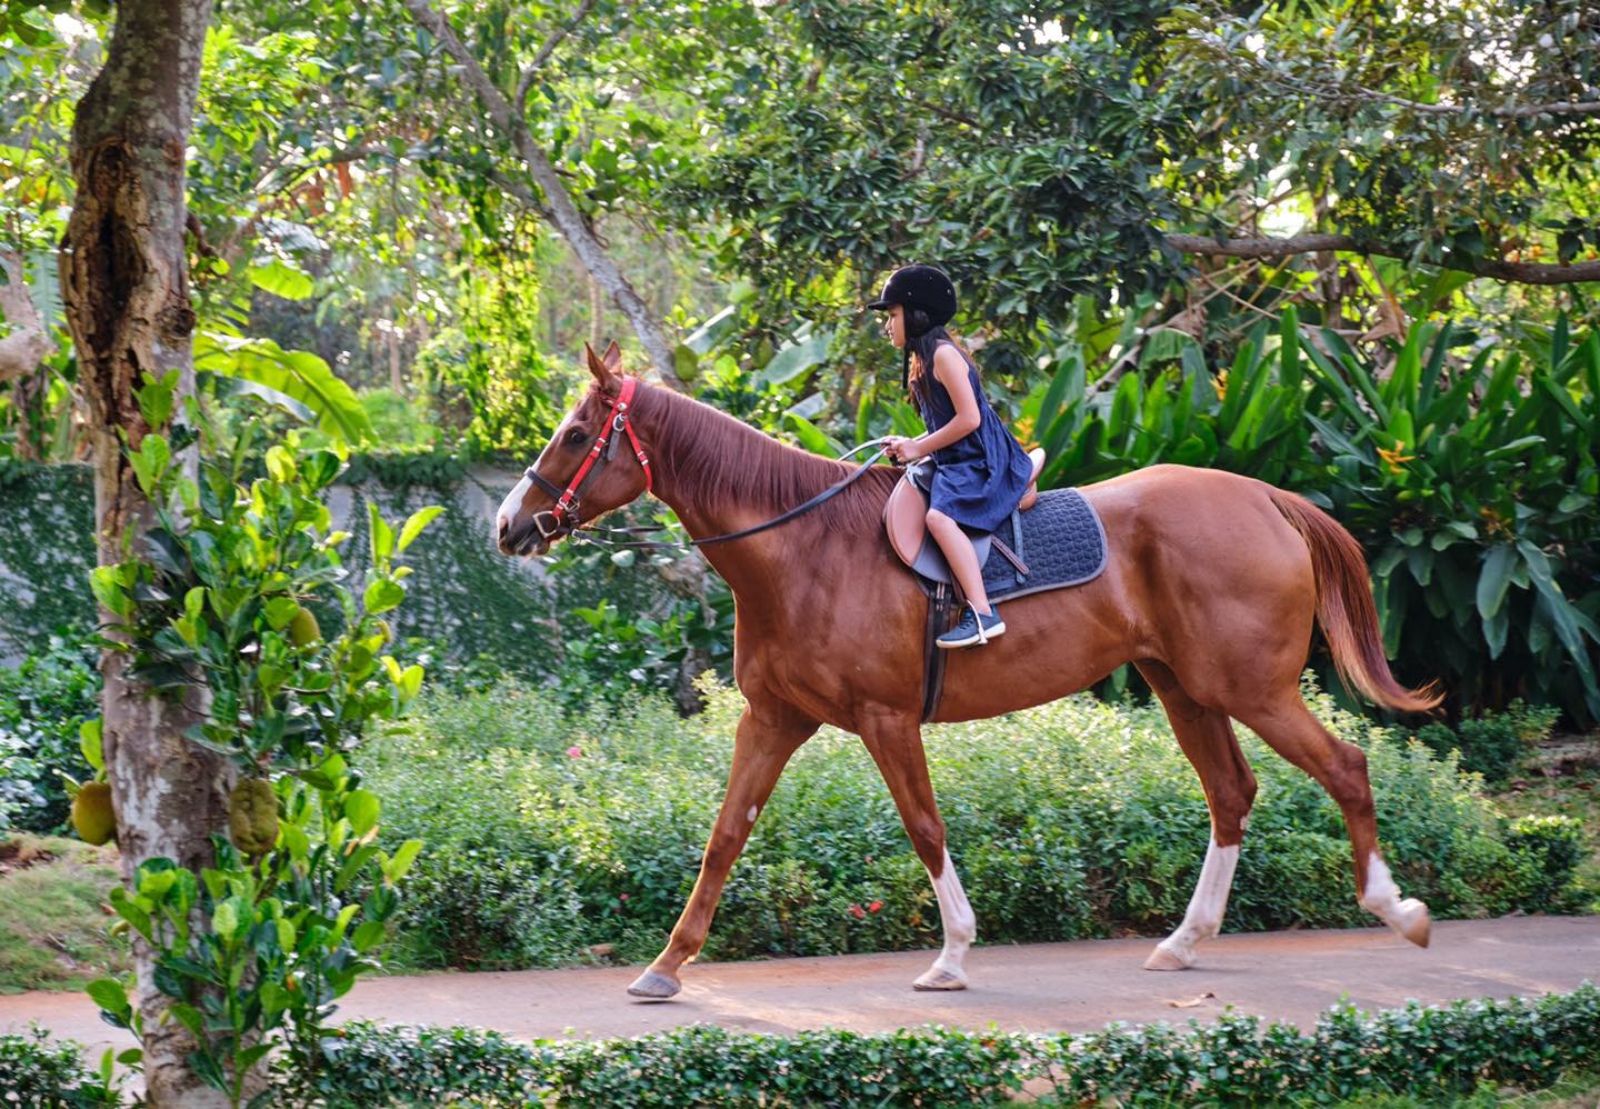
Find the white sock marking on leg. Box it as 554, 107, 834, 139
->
1156, 838, 1240, 966
1358, 852, 1423, 934
928, 847, 976, 977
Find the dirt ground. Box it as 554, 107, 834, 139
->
2, 916, 1596, 1061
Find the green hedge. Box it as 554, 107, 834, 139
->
10, 985, 1598, 1106
374, 678, 1586, 972
288, 985, 1600, 1107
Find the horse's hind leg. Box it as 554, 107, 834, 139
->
628, 702, 816, 999
1236, 695, 1431, 947
859, 709, 976, 991
1138, 661, 1258, 971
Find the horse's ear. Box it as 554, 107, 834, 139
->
585, 341, 621, 394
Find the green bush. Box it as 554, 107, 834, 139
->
372, 677, 1582, 971
0, 1028, 118, 1108
1506, 815, 1586, 913
291, 985, 1600, 1107
1413, 701, 1560, 782
0, 637, 100, 834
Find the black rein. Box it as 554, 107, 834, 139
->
548, 443, 892, 551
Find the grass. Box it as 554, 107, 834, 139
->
0, 835, 127, 994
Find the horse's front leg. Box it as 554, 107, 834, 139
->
627, 701, 816, 999
860, 708, 976, 991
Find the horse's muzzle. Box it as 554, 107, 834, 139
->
498, 511, 567, 558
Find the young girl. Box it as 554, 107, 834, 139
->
870, 264, 1035, 648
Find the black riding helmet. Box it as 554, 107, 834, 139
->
867, 264, 957, 329
867, 264, 958, 393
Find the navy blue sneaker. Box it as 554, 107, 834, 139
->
937, 605, 1005, 649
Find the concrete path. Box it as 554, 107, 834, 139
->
3, 917, 1596, 1060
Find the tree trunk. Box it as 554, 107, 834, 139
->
58, 0, 235, 1104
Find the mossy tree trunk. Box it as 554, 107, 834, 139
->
58, 1, 237, 1104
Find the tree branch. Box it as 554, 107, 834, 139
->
516, 0, 602, 108
0, 250, 52, 385
403, 0, 687, 389
1343, 85, 1600, 120
1192, 37, 1600, 121
1166, 233, 1600, 286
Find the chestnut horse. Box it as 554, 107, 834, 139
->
497, 343, 1439, 1000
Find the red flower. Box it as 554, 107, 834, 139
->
868, 900, 884, 914
619, 893, 629, 902
848, 904, 865, 919
567, 745, 582, 758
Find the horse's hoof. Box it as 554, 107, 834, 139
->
913, 966, 968, 991
1143, 943, 1193, 972
1396, 898, 1431, 949
627, 969, 682, 999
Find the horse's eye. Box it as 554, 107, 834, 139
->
565, 428, 589, 447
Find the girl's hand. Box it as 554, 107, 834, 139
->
885, 436, 924, 463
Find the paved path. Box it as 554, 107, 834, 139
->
3, 917, 1596, 1060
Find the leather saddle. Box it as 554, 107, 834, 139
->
883, 448, 1046, 585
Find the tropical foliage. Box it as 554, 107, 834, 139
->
1012, 308, 1600, 721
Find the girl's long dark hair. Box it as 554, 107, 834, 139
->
903, 307, 953, 408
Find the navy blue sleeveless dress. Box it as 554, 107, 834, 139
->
916, 342, 1034, 535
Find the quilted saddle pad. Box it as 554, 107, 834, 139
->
979, 487, 1108, 602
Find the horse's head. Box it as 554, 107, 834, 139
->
496, 341, 653, 557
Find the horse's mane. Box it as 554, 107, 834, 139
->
630, 381, 900, 535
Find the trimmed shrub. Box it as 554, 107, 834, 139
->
290, 985, 1600, 1107
0, 1028, 118, 1108
372, 677, 1584, 972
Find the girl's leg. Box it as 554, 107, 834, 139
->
926, 509, 992, 615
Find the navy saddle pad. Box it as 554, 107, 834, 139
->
981, 487, 1108, 602
906, 482, 1108, 601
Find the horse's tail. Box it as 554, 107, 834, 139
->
1268, 488, 1443, 714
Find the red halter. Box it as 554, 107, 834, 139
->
525, 377, 654, 539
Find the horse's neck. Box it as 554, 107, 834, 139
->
638, 389, 871, 599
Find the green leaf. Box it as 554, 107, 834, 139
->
784, 414, 841, 457
264, 444, 296, 483
195, 333, 372, 444
369, 501, 394, 562
396, 663, 424, 703
384, 839, 423, 883
90, 565, 133, 619
351, 920, 387, 952
364, 578, 405, 615
758, 333, 830, 387
246, 259, 314, 301
128, 433, 171, 498
212, 900, 239, 940
85, 978, 129, 1016
1476, 544, 1517, 621
396, 506, 443, 553
344, 789, 380, 835
135, 370, 181, 432
79, 719, 104, 774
